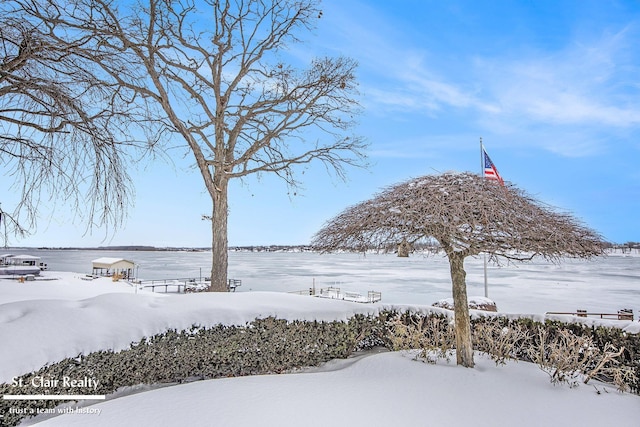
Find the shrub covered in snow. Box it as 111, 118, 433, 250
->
0, 311, 638, 426
0, 315, 379, 426
386, 312, 639, 392
520, 318, 640, 392
385, 311, 456, 363
432, 296, 498, 312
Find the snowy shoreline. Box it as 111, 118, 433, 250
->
1, 271, 638, 384
1, 268, 639, 427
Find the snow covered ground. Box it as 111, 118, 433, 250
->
22, 351, 640, 427
0, 254, 639, 426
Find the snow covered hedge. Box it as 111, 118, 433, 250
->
524, 318, 640, 391
0, 315, 381, 426
384, 311, 640, 392
1, 311, 637, 426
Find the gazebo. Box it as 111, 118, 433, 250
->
91, 257, 135, 279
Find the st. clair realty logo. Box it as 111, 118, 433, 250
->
11, 376, 99, 391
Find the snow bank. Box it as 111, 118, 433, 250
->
25, 351, 640, 427
1, 268, 638, 427
2, 289, 637, 384
0, 291, 386, 383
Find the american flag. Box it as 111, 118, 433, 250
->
483, 148, 504, 185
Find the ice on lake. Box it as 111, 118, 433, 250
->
7, 248, 640, 316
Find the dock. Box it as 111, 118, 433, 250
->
290, 286, 382, 303
546, 308, 634, 321
137, 277, 241, 293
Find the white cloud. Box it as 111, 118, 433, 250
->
479, 26, 640, 126
310, 2, 640, 162
329, 6, 640, 123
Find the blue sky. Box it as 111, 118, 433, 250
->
6, 0, 640, 247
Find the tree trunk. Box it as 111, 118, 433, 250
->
447, 251, 474, 367
208, 174, 229, 292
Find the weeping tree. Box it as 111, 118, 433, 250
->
312, 172, 606, 367
16, 0, 366, 291
0, 6, 158, 245
0, 204, 27, 248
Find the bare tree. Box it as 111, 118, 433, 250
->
15, 0, 366, 290
0, 7, 156, 243
312, 172, 606, 367
0, 204, 27, 248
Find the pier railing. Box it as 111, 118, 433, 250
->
138, 277, 241, 293
289, 286, 382, 303
546, 308, 634, 321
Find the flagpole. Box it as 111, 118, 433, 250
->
480, 137, 484, 176
480, 138, 488, 298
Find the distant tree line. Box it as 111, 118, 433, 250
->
229, 245, 315, 253
605, 242, 640, 253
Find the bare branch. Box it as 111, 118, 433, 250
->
312, 172, 606, 367
1, 2, 161, 236
14, 0, 365, 290
312, 172, 605, 262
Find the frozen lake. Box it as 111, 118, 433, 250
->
6, 248, 639, 316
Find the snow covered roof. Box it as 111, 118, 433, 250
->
92, 257, 135, 269
10, 254, 41, 261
